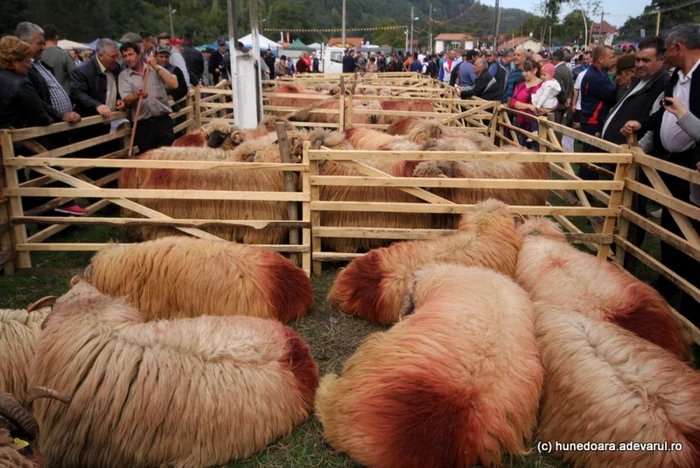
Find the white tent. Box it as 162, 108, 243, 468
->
238, 33, 280, 51
57, 39, 90, 50
307, 42, 323, 50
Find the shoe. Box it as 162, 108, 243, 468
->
55, 205, 88, 216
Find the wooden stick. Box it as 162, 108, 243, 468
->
128, 66, 151, 158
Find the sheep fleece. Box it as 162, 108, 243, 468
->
29, 281, 319, 468
0, 309, 48, 402
329, 199, 522, 324
536, 307, 700, 468
83, 237, 313, 323
316, 265, 543, 468
515, 218, 689, 360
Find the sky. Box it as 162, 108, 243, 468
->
498, 0, 650, 27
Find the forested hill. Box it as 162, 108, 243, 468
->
3, 0, 534, 46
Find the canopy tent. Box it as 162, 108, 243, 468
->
57, 39, 90, 50
284, 39, 314, 52
238, 33, 280, 50
307, 42, 323, 50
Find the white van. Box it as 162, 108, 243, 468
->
321, 46, 346, 73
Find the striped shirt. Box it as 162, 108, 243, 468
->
32, 60, 72, 115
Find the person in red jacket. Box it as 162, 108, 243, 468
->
296, 53, 309, 74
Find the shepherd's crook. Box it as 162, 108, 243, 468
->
128, 66, 151, 158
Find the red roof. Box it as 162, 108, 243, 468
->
435, 33, 474, 41
498, 36, 539, 50
591, 21, 618, 35
328, 37, 364, 48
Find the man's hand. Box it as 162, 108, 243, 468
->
565, 98, 571, 108
61, 112, 81, 124
137, 88, 149, 99
116, 99, 126, 111
96, 104, 111, 119
146, 55, 158, 69
621, 120, 641, 136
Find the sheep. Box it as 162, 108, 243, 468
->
81, 236, 313, 323
515, 218, 690, 360
351, 100, 384, 126
29, 281, 319, 468
172, 119, 232, 148
536, 306, 700, 468
379, 100, 411, 124
0, 387, 71, 468
0, 308, 50, 402
316, 264, 543, 468
343, 121, 442, 150
268, 85, 340, 123
329, 199, 522, 324
309, 129, 433, 253
119, 136, 305, 244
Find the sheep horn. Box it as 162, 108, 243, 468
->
512, 212, 526, 226
0, 394, 39, 440
24, 387, 71, 408
27, 296, 57, 313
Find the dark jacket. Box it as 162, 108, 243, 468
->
449, 62, 462, 87
580, 66, 616, 126
0, 69, 57, 129
342, 54, 355, 73
502, 68, 523, 104
640, 67, 700, 166
264, 54, 277, 79
182, 44, 204, 86
492, 60, 508, 98
460, 70, 502, 101
209, 50, 227, 81
601, 69, 668, 145
553, 62, 573, 109
27, 61, 64, 122
166, 64, 189, 102
70, 56, 122, 117
424, 59, 438, 79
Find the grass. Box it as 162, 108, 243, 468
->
0, 208, 690, 467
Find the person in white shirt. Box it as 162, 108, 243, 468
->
532, 63, 561, 111
570, 68, 587, 129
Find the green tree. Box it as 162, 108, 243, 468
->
373, 19, 406, 48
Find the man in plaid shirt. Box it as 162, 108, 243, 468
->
15, 22, 86, 216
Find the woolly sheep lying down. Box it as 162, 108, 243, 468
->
80, 237, 313, 323
0, 306, 50, 402
29, 281, 319, 468
515, 218, 690, 360
329, 199, 522, 324
316, 265, 543, 468
536, 306, 700, 468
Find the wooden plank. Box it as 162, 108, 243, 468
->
308, 150, 632, 164
285, 94, 340, 121
634, 152, 700, 184
301, 143, 312, 277
169, 106, 193, 120
9, 112, 129, 142
614, 235, 700, 304
625, 179, 700, 227
440, 101, 496, 125
26, 166, 224, 241
173, 119, 194, 134
0, 131, 30, 268
620, 207, 700, 262
639, 165, 700, 247
549, 162, 609, 206
10, 129, 130, 160
311, 201, 618, 216
306, 142, 322, 275
277, 122, 300, 266
16, 217, 309, 229
597, 161, 628, 259
314, 226, 453, 240
5, 157, 306, 172
16, 243, 310, 253
19, 149, 127, 188
7, 187, 310, 202
310, 176, 622, 190
26, 199, 110, 244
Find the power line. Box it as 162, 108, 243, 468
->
644, 0, 700, 15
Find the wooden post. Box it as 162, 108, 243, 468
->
0, 146, 14, 274
194, 87, 202, 129
339, 76, 346, 131
597, 159, 629, 260
656, 10, 661, 36
306, 141, 322, 275
346, 92, 354, 129
301, 140, 312, 277
276, 122, 300, 267
615, 160, 638, 268
0, 130, 30, 269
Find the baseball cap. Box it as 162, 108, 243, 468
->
171, 37, 183, 46
120, 32, 142, 43
217, 39, 227, 46
156, 44, 171, 54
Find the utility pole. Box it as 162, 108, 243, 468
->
342, 0, 346, 48
169, 3, 175, 38
549, 25, 552, 47
410, 6, 415, 53
494, 0, 500, 50
656, 10, 661, 35
580, 8, 588, 50
429, 2, 433, 53
599, 9, 605, 45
